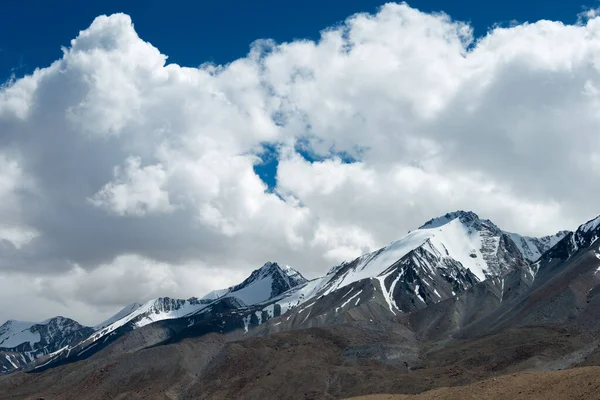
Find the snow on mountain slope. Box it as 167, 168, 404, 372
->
0, 320, 40, 348
91, 263, 305, 343
201, 262, 307, 306
94, 303, 143, 330
269, 275, 333, 315
580, 215, 600, 235
339, 211, 517, 285
89, 297, 208, 343
507, 231, 571, 262
420, 211, 525, 277
265, 211, 526, 318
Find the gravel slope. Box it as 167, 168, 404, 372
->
347, 366, 600, 400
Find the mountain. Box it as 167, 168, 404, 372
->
419, 211, 528, 277
506, 230, 571, 262
0, 211, 569, 377
540, 215, 600, 261
4, 209, 600, 400
0, 317, 93, 374
418, 213, 600, 342
202, 262, 308, 305
290, 210, 527, 312
23, 262, 307, 373
219, 210, 533, 335
24, 211, 532, 372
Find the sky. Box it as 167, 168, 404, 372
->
1, 1, 600, 325
0, 0, 589, 82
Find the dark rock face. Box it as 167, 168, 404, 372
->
541, 216, 600, 263
380, 242, 479, 313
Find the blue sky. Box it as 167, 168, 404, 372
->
1, 0, 593, 82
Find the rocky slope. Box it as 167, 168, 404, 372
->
347, 366, 600, 400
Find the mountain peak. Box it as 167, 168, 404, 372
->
579, 215, 600, 234
558, 214, 600, 256
254, 261, 284, 277
419, 210, 495, 231
201, 262, 308, 307
238, 262, 306, 288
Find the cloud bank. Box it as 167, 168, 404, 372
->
1, 3, 600, 324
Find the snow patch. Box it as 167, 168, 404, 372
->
242, 314, 251, 333
414, 285, 425, 303
376, 272, 399, 315
262, 304, 275, 319
339, 290, 362, 309
4, 355, 18, 369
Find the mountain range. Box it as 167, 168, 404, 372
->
1, 210, 599, 399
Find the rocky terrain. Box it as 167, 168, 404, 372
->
0, 210, 599, 399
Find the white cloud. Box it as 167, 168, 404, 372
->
0, 255, 244, 326
1, 4, 600, 323
89, 157, 174, 216
578, 7, 600, 23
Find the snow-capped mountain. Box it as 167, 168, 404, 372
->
30, 263, 308, 372
7, 210, 584, 375
419, 211, 526, 277
258, 211, 526, 319
506, 230, 571, 262
0, 317, 93, 374
540, 215, 600, 262
5, 210, 600, 399
89, 297, 210, 342
202, 262, 308, 305
88, 262, 307, 338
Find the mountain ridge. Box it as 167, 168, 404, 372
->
0, 210, 579, 376
0, 316, 94, 374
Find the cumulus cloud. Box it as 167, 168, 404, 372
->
1, 4, 599, 323
89, 157, 174, 216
